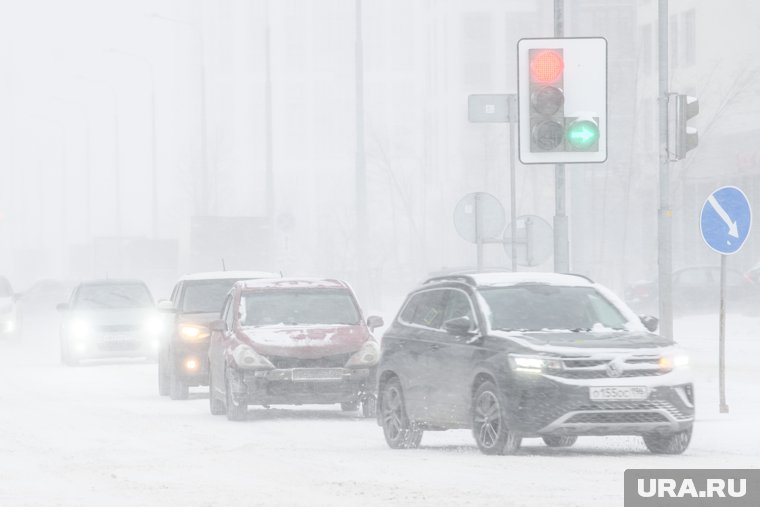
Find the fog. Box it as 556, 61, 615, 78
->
2, 0, 759, 309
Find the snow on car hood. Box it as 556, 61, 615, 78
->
240, 324, 370, 359
490, 328, 674, 353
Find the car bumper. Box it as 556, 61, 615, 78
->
66, 335, 160, 360
232, 367, 372, 405
503, 370, 695, 437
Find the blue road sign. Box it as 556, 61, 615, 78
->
700, 186, 752, 255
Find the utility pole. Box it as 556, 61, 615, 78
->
553, 0, 569, 273
658, 0, 673, 338
355, 0, 369, 299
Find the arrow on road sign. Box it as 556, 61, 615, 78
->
707, 194, 739, 238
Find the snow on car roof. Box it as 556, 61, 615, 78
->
238, 278, 350, 290
179, 271, 279, 282
431, 271, 595, 288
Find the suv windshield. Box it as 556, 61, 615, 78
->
181, 279, 241, 314
240, 289, 360, 326
74, 284, 153, 310
479, 284, 628, 332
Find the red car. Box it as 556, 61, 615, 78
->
207, 278, 383, 421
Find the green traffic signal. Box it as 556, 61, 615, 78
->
565, 119, 599, 150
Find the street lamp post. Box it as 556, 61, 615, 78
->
108, 48, 159, 239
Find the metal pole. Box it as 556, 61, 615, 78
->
553, 0, 569, 274
264, 0, 274, 225
657, 0, 673, 338
508, 94, 518, 272
355, 0, 369, 296
475, 193, 483, 271
719, 254, 729, 413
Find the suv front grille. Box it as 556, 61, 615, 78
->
576, 400, 692, 421
566, 412, 669, 424
551, 355, 666, 379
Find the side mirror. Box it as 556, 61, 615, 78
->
640, 315, 659, 333
443, 316, 475, 336
56, 303, 69, 312
157, 300, 176, 313
209, 319, 227, 333
367, 315, 384, 331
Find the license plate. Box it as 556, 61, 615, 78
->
291, 368, 345, 382
589, 386, 649, 401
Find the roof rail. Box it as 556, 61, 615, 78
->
422, 274, 478, 286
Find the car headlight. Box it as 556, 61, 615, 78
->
231, 344, 275, 370
178, 323, 210, 342
659, 354, 690, 370
345, 340, 380, 368
69, 318, 91, 339
508, 354, 563, 374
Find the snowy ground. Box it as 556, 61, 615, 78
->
1, 314, 758, 507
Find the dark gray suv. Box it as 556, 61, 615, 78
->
377, 272, 694, 455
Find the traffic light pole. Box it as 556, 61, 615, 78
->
658, 0, 674, 339
553, 0, 570, 274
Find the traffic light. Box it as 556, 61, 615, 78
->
669, 94, 699, 160
518, 38, 607, 164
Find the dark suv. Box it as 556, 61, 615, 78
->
157, 271, 277, 399
377, 272, 694, 455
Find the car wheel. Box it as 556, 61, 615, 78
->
542, 435, 578, 448
642, 427, 692, 454
168, 359, 189, 400
472, 381, 521, 455
224, 371, 247, 421
157, 352, 169, 396
208, 369, 225, 416
340, 401, 359, 412
380, 378, 422, 449
361, 394, 377, 418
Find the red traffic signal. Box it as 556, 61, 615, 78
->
529, 50, 564, 83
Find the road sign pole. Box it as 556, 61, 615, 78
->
657, 0, 673, 339
719, 254, 729, 413
475, 193, 484, 271
508, 94, 518, 272
552, 0, 569, 274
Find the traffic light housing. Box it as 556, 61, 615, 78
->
518, 38, 607, 164
669, 94, 699, 160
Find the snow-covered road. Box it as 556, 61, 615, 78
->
1, 314, 758, 507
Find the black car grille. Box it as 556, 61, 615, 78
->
98, 340, 140, 351
551, 356, 665, 379
566, 412, 669, 424
267, 353, 352, 369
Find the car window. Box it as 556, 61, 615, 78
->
170, 283, 181, 306
442, 290, 476, 328
223, 296, 235, 330
240, 289, 360, 326
399, 289, 447, 329
180, 279, 240, 314
72, 283, 153, 310
479, 285, 628, 332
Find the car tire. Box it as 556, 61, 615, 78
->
642, 427, 692, 455
209, 369, 225, 416
472, 381, 521, 455
168, 359, 189, 400
542, 435, 578, 448
157, 352, 169, 396
224, 371, 247, 421
380, 377, 422, 449
361, 394, 377, 418
340, 401, 359, 412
